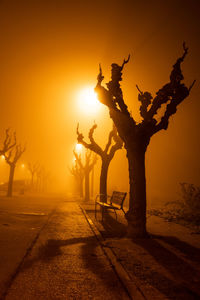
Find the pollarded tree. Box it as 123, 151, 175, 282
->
77, 123, 123, 202
5, 144, 26, 197
69, 157, 84, 198
0, 129, 16, 156
73, 149, 97, 201
95, 44, 195, 237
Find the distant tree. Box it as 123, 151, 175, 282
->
27, 162, 39, 190
69, 157, 84, 198
77, 123, 123, 202
35, 165, 50, 192
5, 144, 26, 197
73, 149, 97, 201
0, 128, 16, 156
95, 44, 195, 237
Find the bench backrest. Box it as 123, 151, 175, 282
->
110, 191, 127, 208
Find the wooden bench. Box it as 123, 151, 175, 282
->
95, 191, 127, 220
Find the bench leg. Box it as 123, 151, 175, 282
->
122, 207, 126, 215
114, 209, 117, 220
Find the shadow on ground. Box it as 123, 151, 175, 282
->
20, 235, 126, 296
86, 206, 200, 299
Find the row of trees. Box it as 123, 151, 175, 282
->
76, 123, 123, 202
27, 162, 50, 192
70, 148, 97, 201
0, 129, 25, 196
93, 44, 195, 237
71, 44, 194, 238
0, 129, 50, 196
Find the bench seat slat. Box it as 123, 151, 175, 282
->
95, 191, 127, 220
95, 201, 121, 210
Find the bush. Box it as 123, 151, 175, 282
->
180, 182, 200, 210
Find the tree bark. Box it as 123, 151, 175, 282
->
100, 158, 109, 202
125, 147, 147, 238
7, 165, 15, 197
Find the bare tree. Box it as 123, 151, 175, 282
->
69, 158, 84, 198
73, 149, 97, 201
27, 162, 39, 190
0, 129, 16, 156
95, 44, 195, 237
77, 123, 123, 202
5, 144, 26, 197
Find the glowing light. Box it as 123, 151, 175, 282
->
1, 155, 5, 160
75, 143, 83, 152
21, 164, 25, 168
77, 87, 101, 115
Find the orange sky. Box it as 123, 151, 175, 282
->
0, 0, 199, 202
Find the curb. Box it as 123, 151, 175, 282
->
80, 205, 146, 300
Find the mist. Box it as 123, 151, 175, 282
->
0, 0, 199, 205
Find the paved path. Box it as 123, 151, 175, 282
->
0, 195, 61, 299
3, 201, 129, 300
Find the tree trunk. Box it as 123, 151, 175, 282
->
100, 158, 109, 203
84, 170, 90, 201
91, 167, 94, 198
7, 164, 15, 197
125, 147, 147, 238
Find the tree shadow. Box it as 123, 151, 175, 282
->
150, 234, 200, 263
20, 235, 126, 295
87, 210, 200, 298
133, 235, 200, 298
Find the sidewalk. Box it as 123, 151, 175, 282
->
82, 201, 200, 300
3, 201, 130, 300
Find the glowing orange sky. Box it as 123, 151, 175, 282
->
0, 0, 199, 199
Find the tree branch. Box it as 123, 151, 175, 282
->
76, 123, 103, 156
107, 125, 123, 160
142, 43, 195, 135
0, 129, 16, 155
136, 84, 153, 120
95, 65, 116, 109
73, 150, 83, 169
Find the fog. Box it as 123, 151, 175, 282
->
0, 0, 199, 207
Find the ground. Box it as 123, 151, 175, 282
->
0, 193, 199, 299
82, 200, 200, 300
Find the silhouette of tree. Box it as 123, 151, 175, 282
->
0, 128, 16, 156
27, 162, 39, 190
69, 158, 84, 198
73, 149, 97, 201
95, 43, 195, 237
77, 123, 123, 202
34, 165, 50, 192
5, 144, 26, 197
